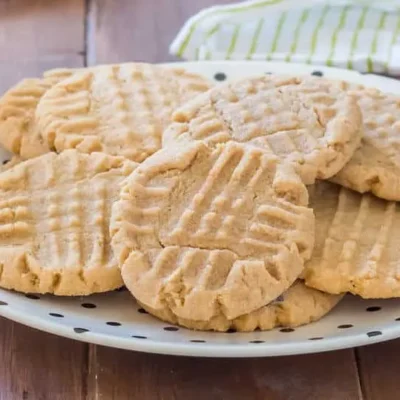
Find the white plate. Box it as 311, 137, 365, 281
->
1, 61, 400, 358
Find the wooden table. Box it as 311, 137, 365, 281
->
0, 1, 397, 399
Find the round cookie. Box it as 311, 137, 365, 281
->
138, 280, 343, 332
36, 63, 212, 162
0, 150, 137, 295
331, 88, 400, 201
304, 181, 400, 298
111, 140, 315, 321
163, 75, 362, 185
0, 68, 75, 159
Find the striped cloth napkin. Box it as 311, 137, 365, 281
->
170, 0, 400, 74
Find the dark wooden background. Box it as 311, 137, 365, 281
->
0, 1, 398, 399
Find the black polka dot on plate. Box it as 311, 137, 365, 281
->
311, 70, 324, 77
81, 303, 97, 309
0, 301, 7, 306
132, 335, 147, 339
190, 339, 206, 343
163, 326, 179, 332
49, 313, 64, 318
366, 306, 381, 312
338, 324, 353, 329
395, 317, 400, 321
106, 321, 121, 326
280, 328, 295, 333
25, 294, 40, 300
137, 308, 148, 314
249, 340, 265, 344
74, 328, 89, 334
214, 72, 227, 81
367, 331, 382, 337
308, 337, 323, 341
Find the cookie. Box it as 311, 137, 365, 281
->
0, 68, 75, 159
304, 181, 400, 298
163, 75, 362, 185
0, 150, 137, 295
36, 63, 212, 162
111, 141, 315, 321
138, 280, 343, 332
331, 88, 400, 201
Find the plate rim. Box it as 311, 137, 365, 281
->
1, 297, 399, 358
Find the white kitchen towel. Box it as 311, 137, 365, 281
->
170, 0, 400, 74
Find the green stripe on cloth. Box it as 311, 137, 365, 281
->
204, 23, 221, 60
267, 11, 287, 60
367, 11, 387, 72
177, 0, 283, 57
307, 5, 330, 64
327, 5, 350, 67
347, 7, 368, 69
226, 25, 241, 59
285, 9, 310, 62
385, 14, 400, 73
246, 18, 265, 59
205, 23, 221, 38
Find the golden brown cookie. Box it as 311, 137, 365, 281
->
0, 68, 75, 159
36, 63, 212, 162
163, 75, 362, 184
111, 140, 315, 321
0, 150, 137, 295
304, 181, 400, 298
331, 88, 400, 201
139, 280, 343, 332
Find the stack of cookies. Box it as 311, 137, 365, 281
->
0, 63, 397, 332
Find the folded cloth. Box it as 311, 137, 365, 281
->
171, 0, 400, 74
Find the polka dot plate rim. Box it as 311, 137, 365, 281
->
1, 60, 400, 358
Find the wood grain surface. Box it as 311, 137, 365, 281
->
0, 0, 85, 91
0, 1, 397, 399
87, 347, 362, 400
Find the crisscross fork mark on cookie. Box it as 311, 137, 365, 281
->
0, 78, 50, 157
40, 181, 110, 268
0, 150, 137, 295
331, 88, 400, 200
304, 182, 400, 298
0, 168, 111, 274
112, 141, 314, 320
163, 145, 312, 257
0, 194, 31, 240
169, 82, 326, 147
115, 142, 313, 259
164, 76, 362, 184
0, 68, 76, 158
36, 63, 212, 162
